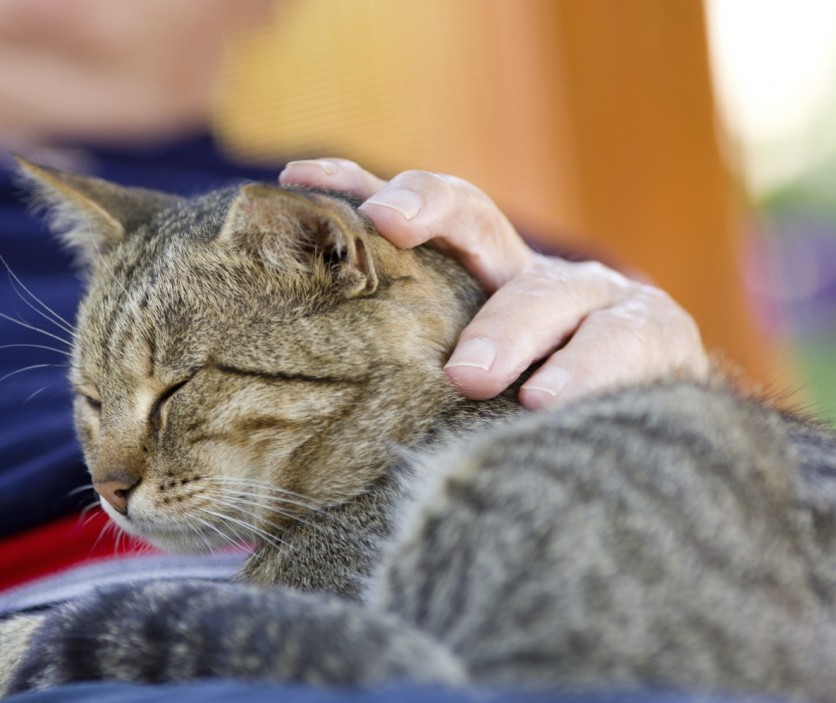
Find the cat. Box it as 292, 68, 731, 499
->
1, 161, 836, 700
18, 161, 520, 597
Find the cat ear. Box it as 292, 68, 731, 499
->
219, 184, 378, 297
16, 157, 179, 266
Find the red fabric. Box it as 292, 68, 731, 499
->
0, 509, 150, 591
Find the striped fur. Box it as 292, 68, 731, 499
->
3, 167, 835, 700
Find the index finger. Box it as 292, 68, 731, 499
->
358, 170, 533, 291
279, 158, 387, 200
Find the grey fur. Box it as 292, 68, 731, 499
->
2, 165, 835, 700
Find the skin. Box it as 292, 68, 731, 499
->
280, 159, 709, 410
0, 0, 274, 147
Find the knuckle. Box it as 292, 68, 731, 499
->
576, 259, 610, 279
390, 171, 460, 215
436, 173, 490, 204
515, 257, 574, 293
588, 306, 665, 375
332, 158, 362, 171
571, 282, 711, 386
405, 171, 493, 212
578, 260, 630, 290
635, 283, 676, 309
617, 289, 708, 376
634, 286, 703, 347
505, 269, 581, 315
391, 169, 444, 190
594, 306, 653, 347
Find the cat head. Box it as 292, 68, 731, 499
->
19, 159, 484, 553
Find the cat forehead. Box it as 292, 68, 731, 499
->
93, 183, 371, 299
77, 184, 376, 348
147, 185, 365, 241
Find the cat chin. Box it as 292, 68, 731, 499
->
143, 532, 223, 554
136, 521, 238, 554
100, 503, 224, 554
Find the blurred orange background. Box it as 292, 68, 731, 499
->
210, 0, 835, 420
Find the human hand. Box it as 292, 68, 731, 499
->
280, 159, 709, 410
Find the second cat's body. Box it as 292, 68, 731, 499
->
2, 165, 836, 701
7, 379, 836, 700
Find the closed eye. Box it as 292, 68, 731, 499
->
74, 386, 102, 413
150, 377, 192, 428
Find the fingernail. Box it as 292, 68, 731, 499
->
362, 189, 423, 221
521, 367, 571, 398
444, 338, 497, 372
285, 159, 338, 176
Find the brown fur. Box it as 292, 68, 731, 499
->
3, 162, 836, 701
18, 160, 518, 594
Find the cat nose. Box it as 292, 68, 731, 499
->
94, 477, 139, 515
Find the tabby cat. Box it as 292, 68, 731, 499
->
1, 161, 835, 700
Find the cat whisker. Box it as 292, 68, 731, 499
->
79, 210, 128, 297
186, 525, 211, 553
184, 519, 217, 554
199, 486, 315, 517
217, 512, 311, 553
182, 512, 224, 547
67, 484, 96, 498
44, 386, 72, 404
3, 270, 77, 340
79, 501, 101, 523
86, 509, 143, 557
199, 482, 353, 531
0, 311, 72, 348
196, 507, 295, 555
24, 384, 52, 403
114, 524, 128, 554
79, 501, 103, 525
202, 491, 320, 532
198, 477, 331, 513
189, 514, 248, 553
0, 254, 76, 334
199, 476, 321, 503
87, 513, 119, 556
0, 362, 66, 384
0, 343, 71, 358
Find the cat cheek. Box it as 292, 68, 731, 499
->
73, 406, 100, 458
156, 403, 171, 433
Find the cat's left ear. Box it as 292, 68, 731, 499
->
219, 184, 378, 297
16, 158, 179, 267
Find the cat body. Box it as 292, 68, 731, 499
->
2, 164, 836, 700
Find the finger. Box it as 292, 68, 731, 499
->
279, 158, 387, 199
518, 286, 709, 410
443, 259, 632, 400
358, 170, 532, 291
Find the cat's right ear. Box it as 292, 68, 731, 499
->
219, 184, 379, 297
16, 158, 179, 267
